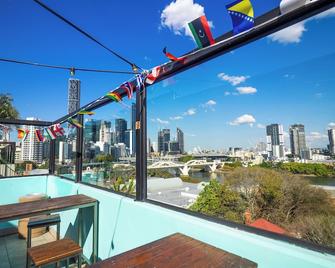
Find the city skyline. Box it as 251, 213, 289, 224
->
1, 1, 334, 151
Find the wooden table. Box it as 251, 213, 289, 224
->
89, 233, 257, 268
0, 194, 99, 264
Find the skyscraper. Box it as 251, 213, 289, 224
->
68, 79, 81, 114
125, 129, 134, 155
115, 119, 127, 144
289, 124, 307, 158
21, 117, 43, 163
158, 129, 170, 155
85, 119, 101, 143
99, 121, 112, 144
177, 128, 184, 154
328, 128, 335, 155
266, 124, 285, 159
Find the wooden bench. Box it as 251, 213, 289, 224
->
27, 238, 82, 267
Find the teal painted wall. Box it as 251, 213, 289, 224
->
1, 176, 334, 268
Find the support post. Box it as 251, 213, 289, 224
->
75, 115, 84, 183
49, 139, 56, 174
135, 84, 147, 201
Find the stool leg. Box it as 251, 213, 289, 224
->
78, 254, 82, 268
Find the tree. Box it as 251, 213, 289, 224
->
190, 179, 246, 223
0, 93, 19, 119
179, 155, 194, 163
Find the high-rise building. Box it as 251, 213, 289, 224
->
328, 128, 335, 155
177, 128, 184, 154
289, 124, 307, 158
115, 119, 127, 144
99, 121, 112, 144
125, 129, 134, 155
58, 141, 72, 163
169, 141, 180, 154
266, 124, 285, 159
85, 119, 101, 143
21, 117, 43, 163
158, 129, 170, 155
0, 142, 16, 164
67, 78, 81, 114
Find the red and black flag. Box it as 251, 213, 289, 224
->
188, 15, 215, 49
163, 47, 186, 62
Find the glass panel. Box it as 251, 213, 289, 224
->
55, 122, 77, 180
147, 12, 335, 249
82, 98, 136, 195
0, 121, 49, 176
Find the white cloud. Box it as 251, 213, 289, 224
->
269, 7, 335, 44
183, 108, 196, 116
205, 100, 216, 106
269, 22, 306, 44
314, 7, 335, 19
169, 116, 183, 121
328, 122, 335, 128
307, 131, 328, 141
152, 118, 169, 125
236, 86, 257, 95
201, 99, 216, 112
229, 114, 256, 126
160, 0, 212, 38
257, 123, 265, 129
224, 91, 231, 96
217, 72, 249, 86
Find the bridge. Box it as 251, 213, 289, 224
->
147, 160, 223, 176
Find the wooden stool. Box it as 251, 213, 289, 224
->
27, 239, 82, 268
26, 214, 61, 267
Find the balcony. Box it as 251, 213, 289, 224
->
0, 175, 334, 267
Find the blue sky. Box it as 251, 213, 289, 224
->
1, 0, 334, 150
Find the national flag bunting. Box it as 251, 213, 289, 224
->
52, 124, 65, 137
68, 118, 83, 128
188, 16, 215, 49
35, 129, 44, 142
18, 128, 29, 141
106, 92, 122, 102
120, 82, 134, 99
146, 66, 161, 85
163, 47, 186, 62
46, 127, 56, 140
78, 110, 95, 116
226, 0, 254, 35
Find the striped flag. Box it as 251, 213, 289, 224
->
78, 110, 95, 116
106, 92, 122, 102
35, 129, 44, 142
146, 66, 161, 85
226, 0, 254, 35
68, 118, 83, 128
18, 128, 29, 141
46, 127, 56, 140
188, 16, 215, 49
120, 82, 134, 99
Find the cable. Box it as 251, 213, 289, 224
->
33, 0, 142, 72
0, 58, 138, 75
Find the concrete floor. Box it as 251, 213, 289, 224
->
0, 232, 81, 268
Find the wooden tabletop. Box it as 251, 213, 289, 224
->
0, 194, 97, 222
89, 233, 257, 268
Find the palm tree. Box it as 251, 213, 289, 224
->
0, 93, 19, 141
